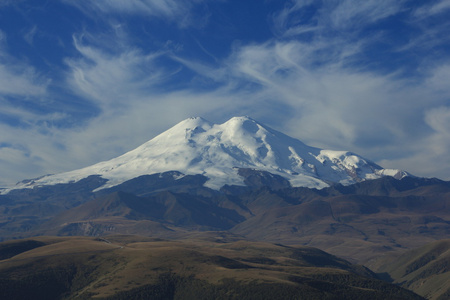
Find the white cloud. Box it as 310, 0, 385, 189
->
326, 0, 403, 30
1, 0, 450, 185
415, 0, 450, 17
425, 64, 450, 94
66, 35, 168, 112
0, 31, 52, 128
379, 105, 450, 180
0, 125, 57, 185
273, 0, 403, 37
0, 40, 48, 97
429, 0, 450, 15
202, 33, 448, 180
0, 65, 47, 97
425, 106, 450, 154
23, 25, 37, 45
63, 0, 207, 27
0, 0, 22, 8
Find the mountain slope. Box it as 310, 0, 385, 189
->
227, 176, 450, 265
38, 190, 247, 236
2, 175, 447, 267
377, 239, 450, 300
0, 236, 424, 300
2, 116, 407, 194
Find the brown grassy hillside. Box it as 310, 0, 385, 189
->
376, 239, 450, 300
0, 235, 424, 300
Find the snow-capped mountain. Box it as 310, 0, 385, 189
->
2, 116, 408, 193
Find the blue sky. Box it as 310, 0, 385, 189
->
1, 0, 450, 185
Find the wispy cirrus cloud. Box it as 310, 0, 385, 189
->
224, 41, 424, 143
273, 0, 403, 37
0, 30, 51, 129
23, 25, 37, 45
0, 63, 47, 97
0, 0, 21, 8
59, 0, 450, 181
170, 1, 450, 179
414, 0, 450, 17
66, 34, 168, 112
63, 0, 209, 27
1, 0, 450, 186
0, 38, 48, 98
325, 0, 403, 30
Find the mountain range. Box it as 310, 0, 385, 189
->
0, 116, 448, 299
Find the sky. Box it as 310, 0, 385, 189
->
0, 0, 450, 186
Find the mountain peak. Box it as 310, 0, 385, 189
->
181, 116, 212, 125
222, 116, 264, 134
1, 116, 408, 194
225, 115, 258, 124
166, 116, 213, 133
